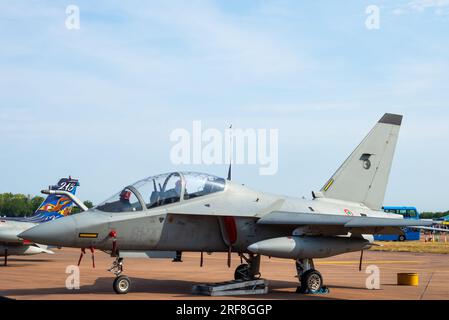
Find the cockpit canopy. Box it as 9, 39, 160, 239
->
96, 172, 226, 213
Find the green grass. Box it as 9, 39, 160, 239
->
370, 240, 449, 254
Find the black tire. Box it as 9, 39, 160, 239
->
301, 270, 323, 293
234, 264, 250, 280
398, 235, 406, 242
113, 275, 131, 294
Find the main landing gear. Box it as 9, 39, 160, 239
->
234, 254, 261, 281
295, 258, 328, 294
108, 256, 131, 294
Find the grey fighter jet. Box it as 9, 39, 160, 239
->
1, 177, 79, 265
20, 114, 440, 294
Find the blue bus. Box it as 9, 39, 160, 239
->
374, 206, 421, 241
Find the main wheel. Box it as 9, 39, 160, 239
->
234, 264, 250, 280
113, 275, 131, 294
398, 235, 406, 242
301, 270, 323, 293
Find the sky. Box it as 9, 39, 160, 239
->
0, 0, 448, 212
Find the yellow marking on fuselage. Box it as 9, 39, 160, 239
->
78, 233, 98, 239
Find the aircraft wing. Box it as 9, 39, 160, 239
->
257, 211, 434, 228
409, 226, 449, 233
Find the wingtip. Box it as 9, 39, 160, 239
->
378, 113, 403, 126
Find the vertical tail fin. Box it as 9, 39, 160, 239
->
33, 177, 80, 221
320, 113, 402, 210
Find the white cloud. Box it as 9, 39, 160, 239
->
409, 0, 449, 11
393, 0, 449, 15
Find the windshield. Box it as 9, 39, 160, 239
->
96, 187, 143, 213
95, 172, 226, 212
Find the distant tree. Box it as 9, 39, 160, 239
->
0, 193, 41, 217
30, 196, 45, 213
84, 200, 94, 209
71, 200, 94, 214
0, 193, 95, 217
420, 211, 449, 219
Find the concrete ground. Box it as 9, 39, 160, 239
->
0, 248, 448, 300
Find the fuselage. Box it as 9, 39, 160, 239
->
19, 179, 399, 256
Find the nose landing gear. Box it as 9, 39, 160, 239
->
108, 256, 131, 294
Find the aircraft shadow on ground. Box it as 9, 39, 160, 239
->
0, 277, 368, 300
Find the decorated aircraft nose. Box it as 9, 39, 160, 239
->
19, 215, 77, 247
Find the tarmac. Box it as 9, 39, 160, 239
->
0, 248, 448, 300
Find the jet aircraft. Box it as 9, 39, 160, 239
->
21, 114, 444, 294
1, 177, 79, 265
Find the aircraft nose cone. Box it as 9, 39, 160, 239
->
19, 216, 77, 247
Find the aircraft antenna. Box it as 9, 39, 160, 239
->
227, 124, 233, 181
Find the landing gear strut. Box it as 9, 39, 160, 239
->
108, 256, 131, 294
3, 249, 7, 266
234, 254, 261, 281
295, 258, 326, 294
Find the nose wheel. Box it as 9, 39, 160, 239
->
113, 275, 131, 294
109, 256, 132, 294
